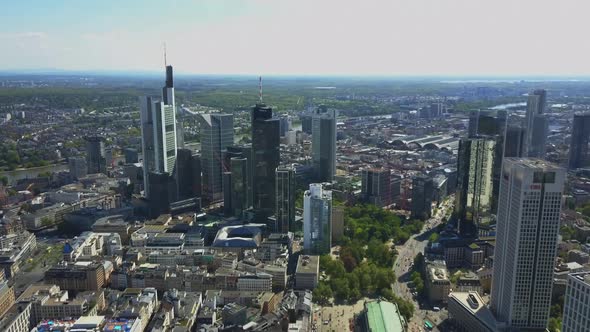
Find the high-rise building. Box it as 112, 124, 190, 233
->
303, 183, 332, 255
84, 136, 106, 175
275, 166, 296, 233
491, 158, 564, 330
504, 124, 526, 158
199, 113, 234, 203
68, 157, 87, 179
222, 171, 232, 216
175, 149, 201, 200
312, 106, 337, 182
568, 112, 590, 170
361, 168, 391, 207
468, 109, 507, 138
140, 65, 178, 198
147, 171, 177, 218
124, 148, 139, 164
251, 104, 280, 220
229, 157, 250, 218
455, 138, 497, 237
224, 145, 253, 208
411, 175, 433, 221
524, 89, 549, 158
562, 272, 590, 332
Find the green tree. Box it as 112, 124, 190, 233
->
312, 282, 333, 304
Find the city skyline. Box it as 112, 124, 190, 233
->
2, 0, 590, 76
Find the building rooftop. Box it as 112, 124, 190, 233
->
449, 292, 497, 331
296, 255, 319, 274
365, 300, 405, 332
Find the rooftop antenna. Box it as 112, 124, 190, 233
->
259, 76, 263, 103
163, 42, 167, 67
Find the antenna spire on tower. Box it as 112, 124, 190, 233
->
163, 42, 167, 67
259, 76, 263, 103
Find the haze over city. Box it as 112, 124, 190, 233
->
2, 0, 590, 76
2, 1, 590, 332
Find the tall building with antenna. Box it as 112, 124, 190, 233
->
251, 77, 280, 220
140, 64, 178, 198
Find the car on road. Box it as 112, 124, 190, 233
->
433, 306, 440, 312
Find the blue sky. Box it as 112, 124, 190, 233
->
1, 0, 589, 76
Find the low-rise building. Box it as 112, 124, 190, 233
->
295, 255, 319, 290
0, 282, 15, 317
17, 284, 105, 326
426, 261, 451, 304
362, 300, 406, 332
44, 261, 106, 291
448, 292, 496, 332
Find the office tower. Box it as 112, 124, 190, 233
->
524, 89, 549, 158
361, 168, 392, 208
175, 148, 201, 200
199, 113, 234, 203
568, 112, 590, 169
176, 121, 185, 149
225, 145, 253, 208
124, 148, 139, 164
491, 158, 564, 330
455, 138, 497, 237
84, 136, 107, 174
562, 272, 590, 332
229, 157, 250, 218
140, 65, 178, 198
275, 166, 296, 233
303, 183, 332, 255
468, 109, 507, 138
411, 175, 433, 221
223, 172, 232, 216
300, 114, 313, 134
312, 105, 337, 182
331, 205, 344, 242
251, 104, 280, 220
68, 157, 87, 179
504, 124, 526, 158
278, 115, 291, 137
147, 171, 176, 218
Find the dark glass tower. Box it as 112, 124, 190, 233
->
411, 175, 433, 221
568, 113, 590, 170
175, 148, 201, 200
275, 165, 296, 233
251, 104, 280, 220
85, 136, 107, 174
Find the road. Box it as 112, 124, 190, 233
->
392, 197, 454, 332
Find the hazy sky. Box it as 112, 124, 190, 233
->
1, 0, 589, 76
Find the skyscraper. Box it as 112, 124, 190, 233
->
304, 183, 332, 255
468, 109, 507, 138
175, 148, 201, 200
504, 124, 526, 158
568, 112, 590, 170
312, 105, 337, 182
85, 136, 107, 175
140, 65, 178, 198
524, 89, 549, 158
411, 175, 433, 221
68, 157, 87, 179
225, 145, 253, 208
251, 104, 280, 220
199, 113, 234, 203
229, 157, 250, 218
562, 272, 590, 332
491, 158, 564, 331
361, 168, 392, 208
147, 171, 177, 218
275, 165, 296, 233
455, 138, 497, 237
